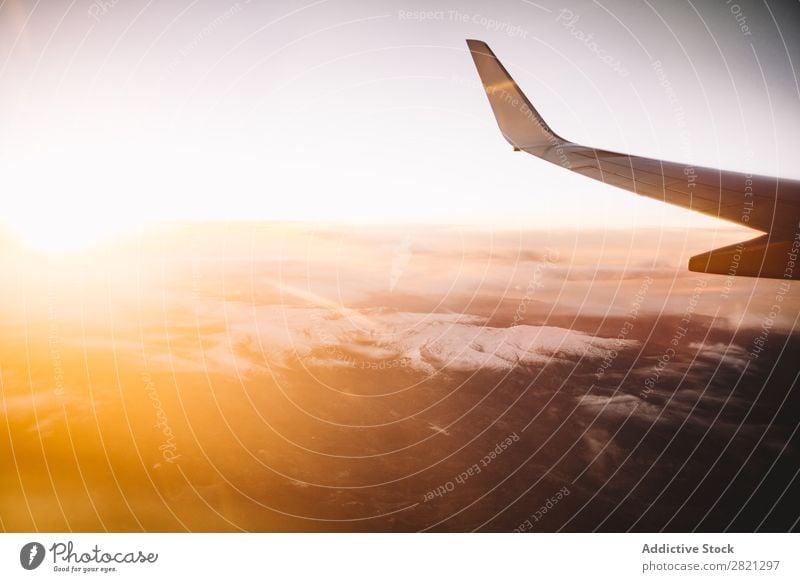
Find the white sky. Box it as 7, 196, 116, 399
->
1, 0, 798, 249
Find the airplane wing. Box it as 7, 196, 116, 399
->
466, 39, 800, 280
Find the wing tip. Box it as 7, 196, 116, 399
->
465, 39, 563, 150
465, 39, 492, 54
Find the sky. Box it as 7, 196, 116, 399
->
1, 0, 799, 249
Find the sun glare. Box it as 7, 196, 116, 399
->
5, 213, 140, 253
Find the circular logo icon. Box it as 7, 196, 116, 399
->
20, 542, 45, 570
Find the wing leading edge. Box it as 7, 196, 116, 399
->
466, 39, 800, 280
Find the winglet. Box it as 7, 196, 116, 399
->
466, 39, 564, 152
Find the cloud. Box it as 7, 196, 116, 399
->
169, 305, 640, 375
579, 393, 662, 421
689, 341, 751, 371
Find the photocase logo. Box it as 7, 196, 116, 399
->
20, 542, 46, 570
